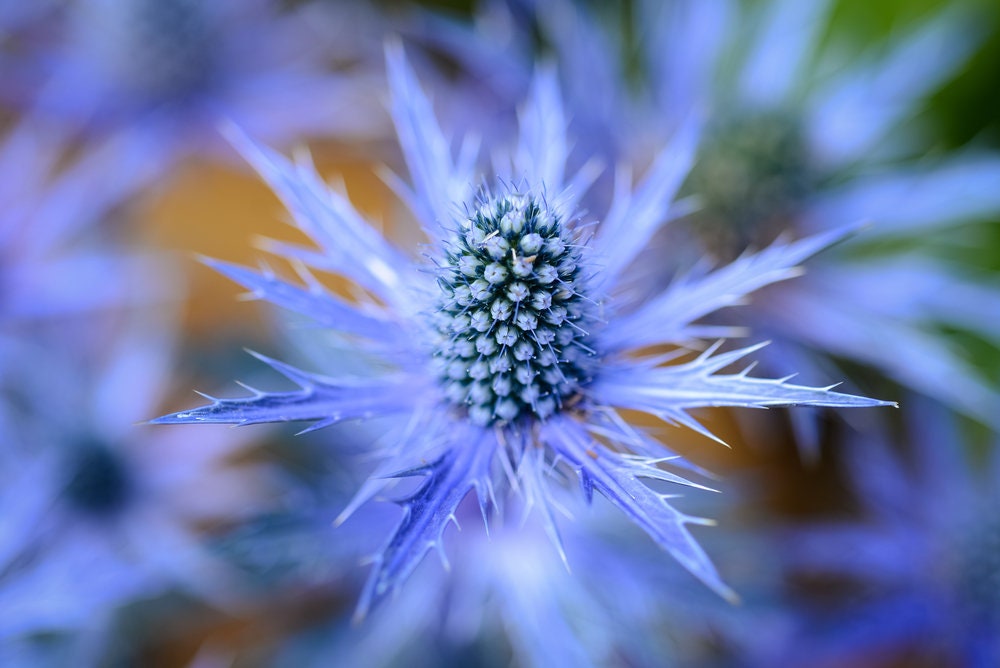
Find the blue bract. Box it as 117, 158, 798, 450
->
153, 44, 894, 618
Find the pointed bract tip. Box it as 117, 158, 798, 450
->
383, 37, 407, 74
145, 415, 172, 426
219, 121, 255, 156
147, 407, 199, 425
195, 253, 220, 267
722, 587, 743, 606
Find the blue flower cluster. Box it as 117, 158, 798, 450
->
1, 1, 999, 666
433, 189, 596, 424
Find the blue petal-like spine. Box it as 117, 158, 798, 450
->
355, 433, 496, 620
150, 352, 414, 431
544, 417, 737, 602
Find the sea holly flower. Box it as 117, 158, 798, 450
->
0, 0, 385, 175
0, 310, 274, 662
776, 398, 1000, 666
639, 0, 1000, 437
0, 120, 172, 323
154, 45, 892, 616
0, 118, 180, 411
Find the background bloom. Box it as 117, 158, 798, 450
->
644, 0, 1000, 444
777, 399, 1000, 666
0, 309, 273, 665
0, 120, 172, 326
0, 0, 387, 179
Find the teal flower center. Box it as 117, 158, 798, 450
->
64, 440, 132, 516
954, 517, 1000, 621
688, 110, 814, 258
433, 192, 594, 426
114, 0, 215, 105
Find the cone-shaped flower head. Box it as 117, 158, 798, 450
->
153, 44, 893, 617
434, 191, 595, 425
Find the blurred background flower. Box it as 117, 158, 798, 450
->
0, 0, 387, 174
0, 311, 274, 666
1, 0, 998, 666
776, 399, 1000, 667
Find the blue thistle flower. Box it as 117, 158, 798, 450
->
153, 45, 893, 617
2, 292, 270, 660
1, 0, 386, 172
0, 123, 179, 314
643, 0, 1000, 438
777, 398, 1000, 666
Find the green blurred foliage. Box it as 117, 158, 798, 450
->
830, 0, 1000, 148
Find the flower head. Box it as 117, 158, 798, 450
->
433, 188, 596, 425
154, 44, 892, 616
0, 0, 385, 173
642, 0, 1000, 437
0, 311, 271, 660
686, 108, 815, 256
778, 398, 1000, 665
